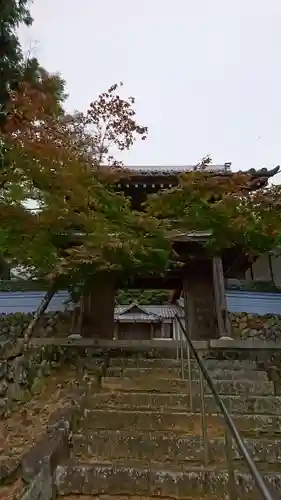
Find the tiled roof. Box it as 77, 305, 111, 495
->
115, 304, 184, 319
118, 165, 280, 178
144, 305, 184, 318
116, 312, 160, 322
120, 164, 229, 176
245, 166, 280, 178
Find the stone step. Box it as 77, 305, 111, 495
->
79, 408, 281, 436
106, 366, 268, 381
109, 357, 258, 370
56, 462, 281, 498
102, 376, 274, 395
57, 497, 223, 500
86, 391, 281, 415
72, 430, 281, 465
80, 359, 106, 373
57, 496, 222, 500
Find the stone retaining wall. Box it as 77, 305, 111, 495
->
0, 345, 59, 417
0, 312, 71, 416
229, 312, 281, 341
0, 311, 72, 340
0, 310, 70, 417
1, 310, 281, 343
0, 334, 103, 417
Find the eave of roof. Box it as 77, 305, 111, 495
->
115, 303, 184, 319
115, 164, 280, 181
118, 164, 229, 178
246, 165, 280, 178
116, 312, 160, 322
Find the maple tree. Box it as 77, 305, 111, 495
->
2, 72, 281, 338
0, 83, 170, 303
0, 82, 171, 338
0, 0, 67, 279
2, 81, 281, 277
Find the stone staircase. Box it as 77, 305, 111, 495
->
56, 355, 281, 499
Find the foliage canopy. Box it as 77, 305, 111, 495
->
146, 165, 281, 258
0, 0, 67, 279
0, 83, 171, 290
0, 0, 66, 123
1, 78, 281, 291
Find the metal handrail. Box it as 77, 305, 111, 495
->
175, 314, 274, 500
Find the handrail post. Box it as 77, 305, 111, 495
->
179, 325, 185, 380
176, 319, 179, 361
187, 343, 193, 411
225, 428, 238, 500
199, 360, 208, 465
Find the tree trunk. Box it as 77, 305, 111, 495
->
81, 273, 116, 339
183, 260, 218, 340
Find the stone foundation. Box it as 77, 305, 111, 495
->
229, 312, 281, 341
0, 345, 58, 417
0, 311, 72, 417
0, 311, 72, 340
0, 331, 105, 417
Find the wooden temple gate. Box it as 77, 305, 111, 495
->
70, 164, 279, 341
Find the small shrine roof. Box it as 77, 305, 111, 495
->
115, 303, 184, 321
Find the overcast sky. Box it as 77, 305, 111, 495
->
19, 0, 281, 182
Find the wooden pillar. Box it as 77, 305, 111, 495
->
172, 319, 176, 340
70, 305, 81, 334
212, 256, 232, 337
161, 321, 165, 339
182, 259, 218, 340
175, 318, 179, 343
81, 272, 116, 339
114, 321, 119, 340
